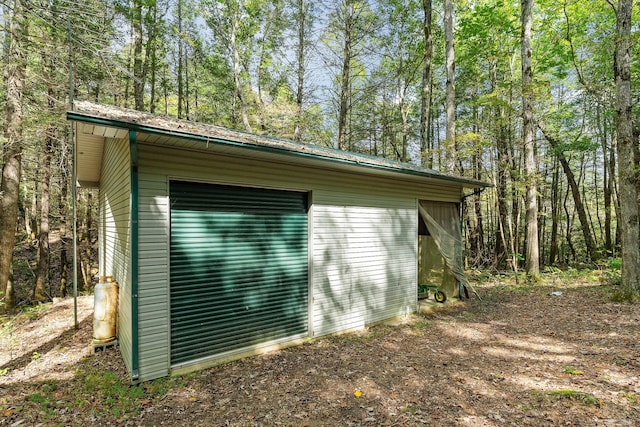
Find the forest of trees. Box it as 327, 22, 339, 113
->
0, 0, 638, 311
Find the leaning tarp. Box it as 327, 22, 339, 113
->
418, 201, 470, 295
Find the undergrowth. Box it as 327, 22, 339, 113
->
543, 389, 601, 407
15, 358, 179, 424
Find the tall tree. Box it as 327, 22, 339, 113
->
324, 0, 377, 152
443, 0, 456, 173
176, 0, 186, 118
613, 0, 639, 298
33, 24, 59, 302
33, 109, 53, 302
419, 0, 433, 167
539, 124, 599, 262
132, 0, 145, 110
293, 0, 309, 141
337, 0, 354, 151
231, 1, 252, 131
521, 0, 539, 276
254, 0, 286, 132
0, 0, 27, 311
372, 0, 422, 162
205, 0, 253, 131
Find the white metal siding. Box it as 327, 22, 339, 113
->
137, 144, 462, 201
137, 173, 170, 381
135, 143, 455, 375
311, 198, 417, 337
99, 137, 132, 373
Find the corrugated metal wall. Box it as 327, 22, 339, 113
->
99, 137, 132, 373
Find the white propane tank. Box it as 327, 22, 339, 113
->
93, 276, 119, 343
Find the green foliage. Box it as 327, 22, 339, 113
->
611, 288, 638, 303
408, 319, 431, 332
42, 381, 58, 393
468, 270, 494, 284
501, 283, 538, 294
27, 393, 47, 404
72, 362, 175, 419
22, 303, 51, 320
544, 389, 600, 407
0, 0, 632, 304
607, 257, 622, 270
562, 365, 584, 375
602, 257, 622, 287
620, 392, 637, 403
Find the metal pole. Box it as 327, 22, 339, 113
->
68, 15, 78, 329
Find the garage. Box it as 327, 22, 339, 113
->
68, 101, 489, 382
169, 181, 309, 365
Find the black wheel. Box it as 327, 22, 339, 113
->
434, 290, 447, 303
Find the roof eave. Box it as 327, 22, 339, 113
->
67, 109, 492, 190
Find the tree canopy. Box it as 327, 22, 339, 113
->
1, 0, 638, 309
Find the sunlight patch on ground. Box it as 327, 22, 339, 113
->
458, 415, 501, 426
480, 346, 576, 363
507, 373, 569, 391
601, 368, 640, 392
452, 325, 490, 341
459, 376, 511, 399
0, 296, 93, 385
1, 343, 89, 383
446, 347, 468, 357
495, 335, 574, 354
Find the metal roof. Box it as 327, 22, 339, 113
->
68, 100, 490, 189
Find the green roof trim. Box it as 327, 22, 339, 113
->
67, 101, 491, 189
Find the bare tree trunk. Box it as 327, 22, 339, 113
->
293, 0, 306, 141
549, 157, 560, 265
22, 185, 31, 238
147, 3, 158, 113
59, 168, 68, 297
29, 178, 37, 239
563, 184, 577, 262
228, 8, 251, 132
84, 190, 93, 290
540, 125, 599, 262
162, 65, 169, 115
443, 0, 456, 173
177, 0, 185, 118
399, 82, 409, 161
419, 0, 432, 166
34, 121, 53, 302
614, 0, 639, 297
184, 52, 190, 120
611, 136, 621, 249
521, 0, 539, 276
0, 0, 27, 311
597, 102, 613, 254
133, 0, 145, 111
338, 0, 353, 151
123, 20, 134, 108
473, 160, 485, 266
496, 119, 516, 272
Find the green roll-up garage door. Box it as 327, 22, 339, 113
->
170, 181, 309, 365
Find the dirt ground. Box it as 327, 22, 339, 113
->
1, 277, 639, 426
